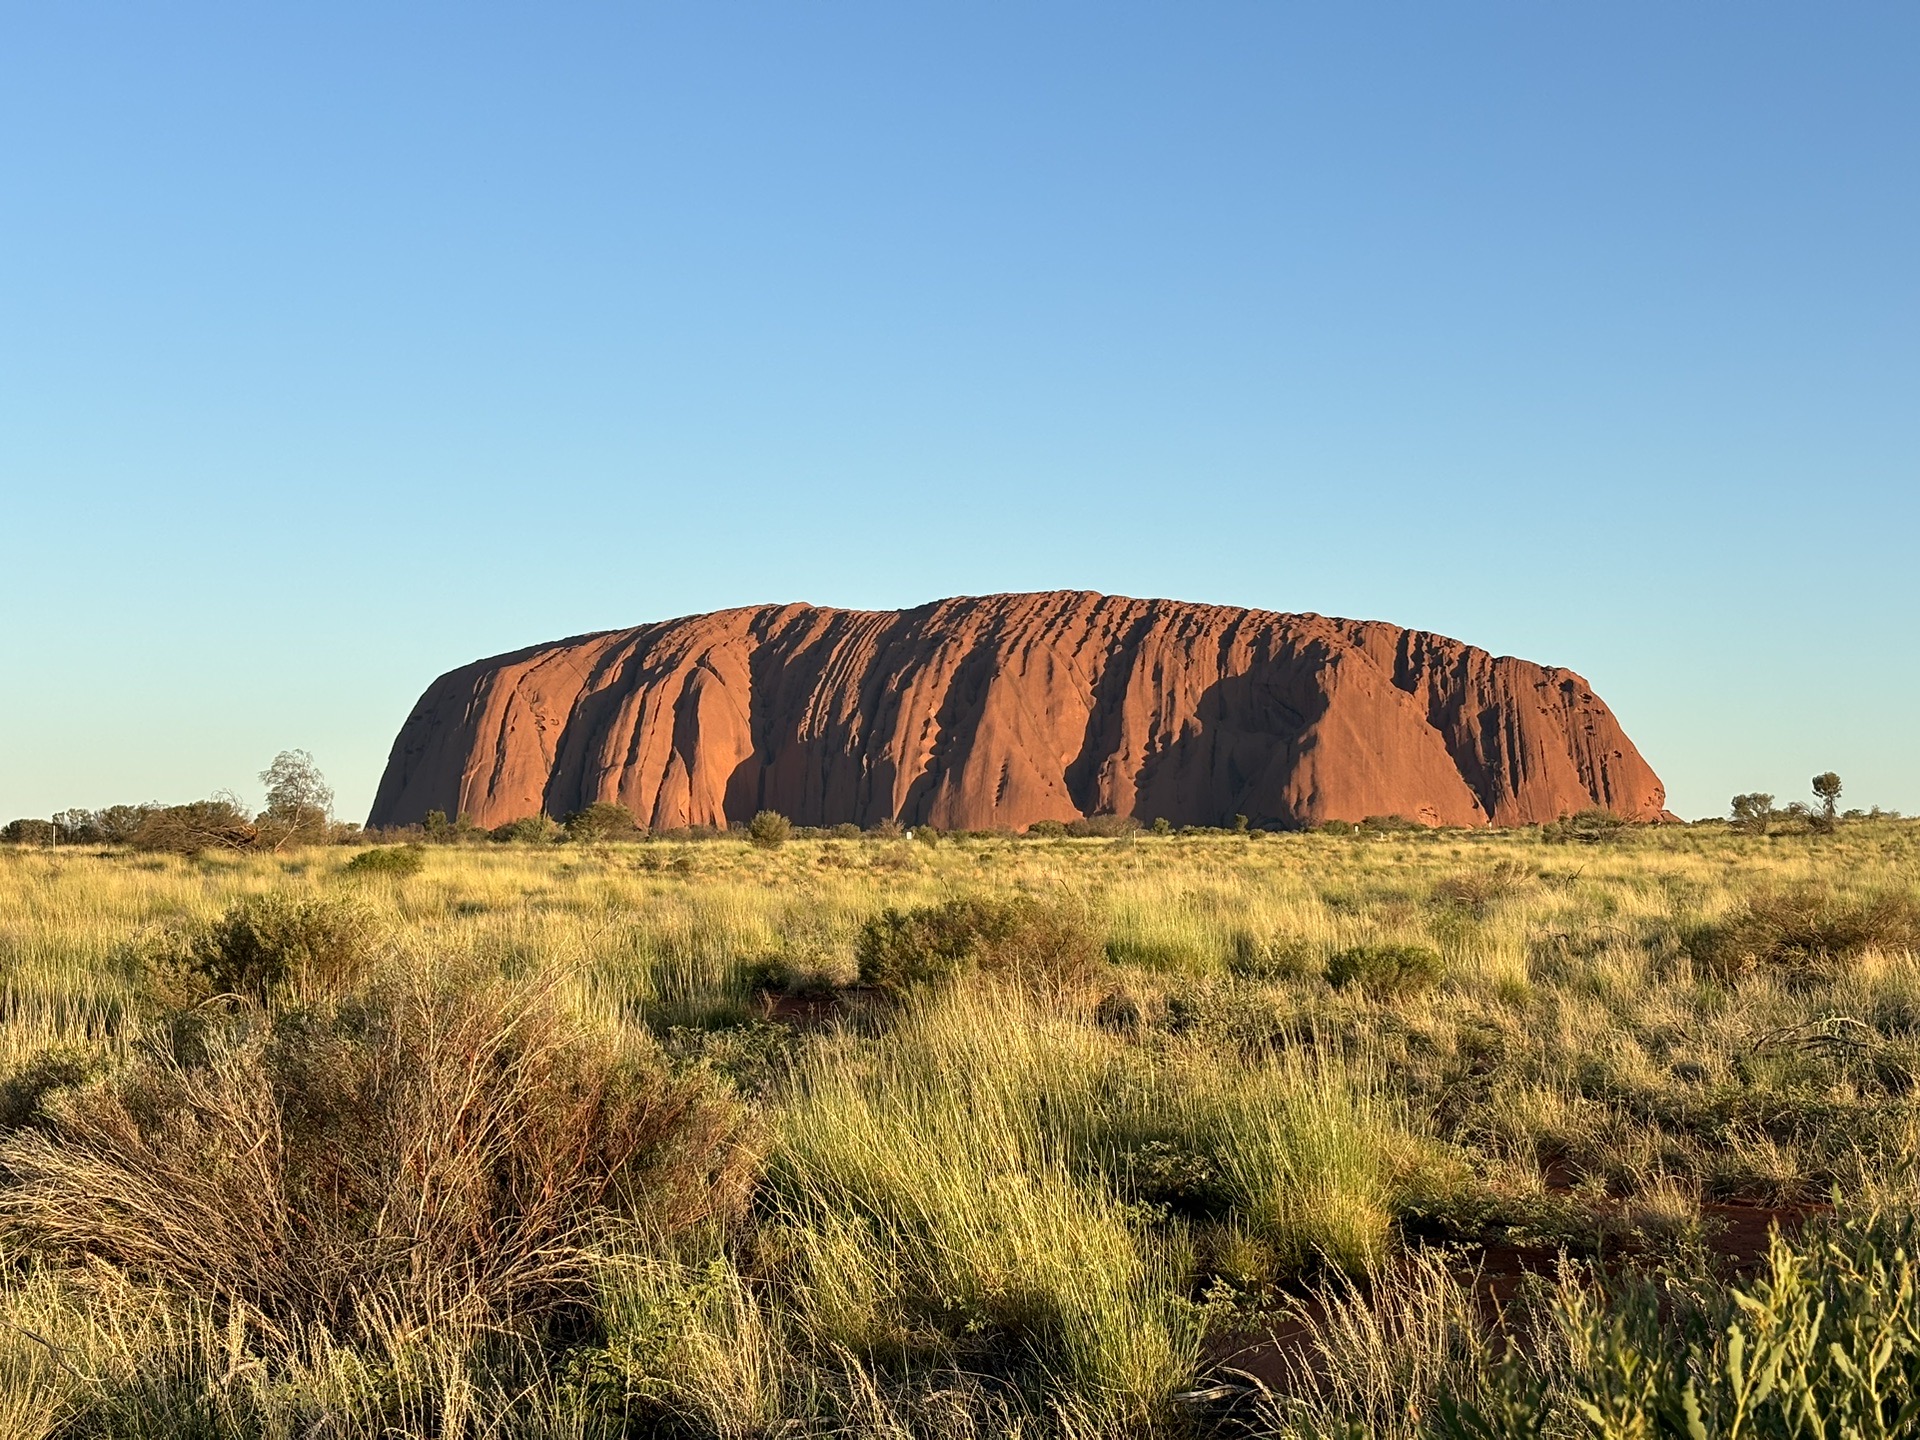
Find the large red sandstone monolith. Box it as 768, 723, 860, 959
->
367, 591, 1668, 831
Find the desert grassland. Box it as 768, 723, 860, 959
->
0, 822, 1917, 1438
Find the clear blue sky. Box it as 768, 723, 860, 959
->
3, 3, 1914, 824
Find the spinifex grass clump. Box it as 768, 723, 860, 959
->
1685, 884, 1920, 981
770, 987, 1201, 1427
766, 984, 1429, 1427
0, 968, 757, 1344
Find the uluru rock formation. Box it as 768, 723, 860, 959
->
368, 592, 1668, 832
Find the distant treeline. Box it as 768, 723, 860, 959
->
4, 766, 1902, 854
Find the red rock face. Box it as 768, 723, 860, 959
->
367, 592, 1668, 831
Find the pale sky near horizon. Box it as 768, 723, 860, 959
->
3, 3, 1915, 825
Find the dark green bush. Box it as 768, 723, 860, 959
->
746, 810, 792, 849
855, 898, 1100, 997
1326, 943, 1444, 999
490, 815, 560, 844
1685, 886, 1920, 981
564, 802, 641, 842
1065, 813, 1141, 838
1025, 819, 1069, 838
184, 893, 384, 1003
342, 845, 426, 878
1, 819, 55, 845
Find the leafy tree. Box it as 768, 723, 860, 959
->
258, 750, 333, 849
93, 804, 158, 844
1812, 772, 1843, 819
1730, 793, 1775, 835
51, 809, 99, 844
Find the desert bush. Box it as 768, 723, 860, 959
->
116, 894, 385, 1009
342, 844, 426, 878
490, 814, 560, 844
0, 970, 758, 1342
1066, 813, 1142, 838
746, 810, 792, 849
1685, 885, 1920, 981
564, 802, 641, 842
191, 893, 384, 1002
854, 898, 1100, 997
1731, 791, 1776, 835
131, 797, 257, 854
0, 819, 54, 845
1543, 807, 1632, 844
1026, 818, 1069, 838
1400, 1207, 1920, 1440
1326, 943, 1444, 999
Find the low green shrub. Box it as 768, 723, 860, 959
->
1066, 813, 1141, 838
1358, 814, 1424, 834
855, 898, 1099, 997
1326, 943, 1444, 999
490, 814, 561, 844
342, 844, 426, 877
0, 1047, 104, 1134
117, 894, 385, 1007
1424, 1208, 1920, 1440
745, 810, 792, 849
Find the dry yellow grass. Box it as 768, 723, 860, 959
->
0, 820, 1913, 1436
